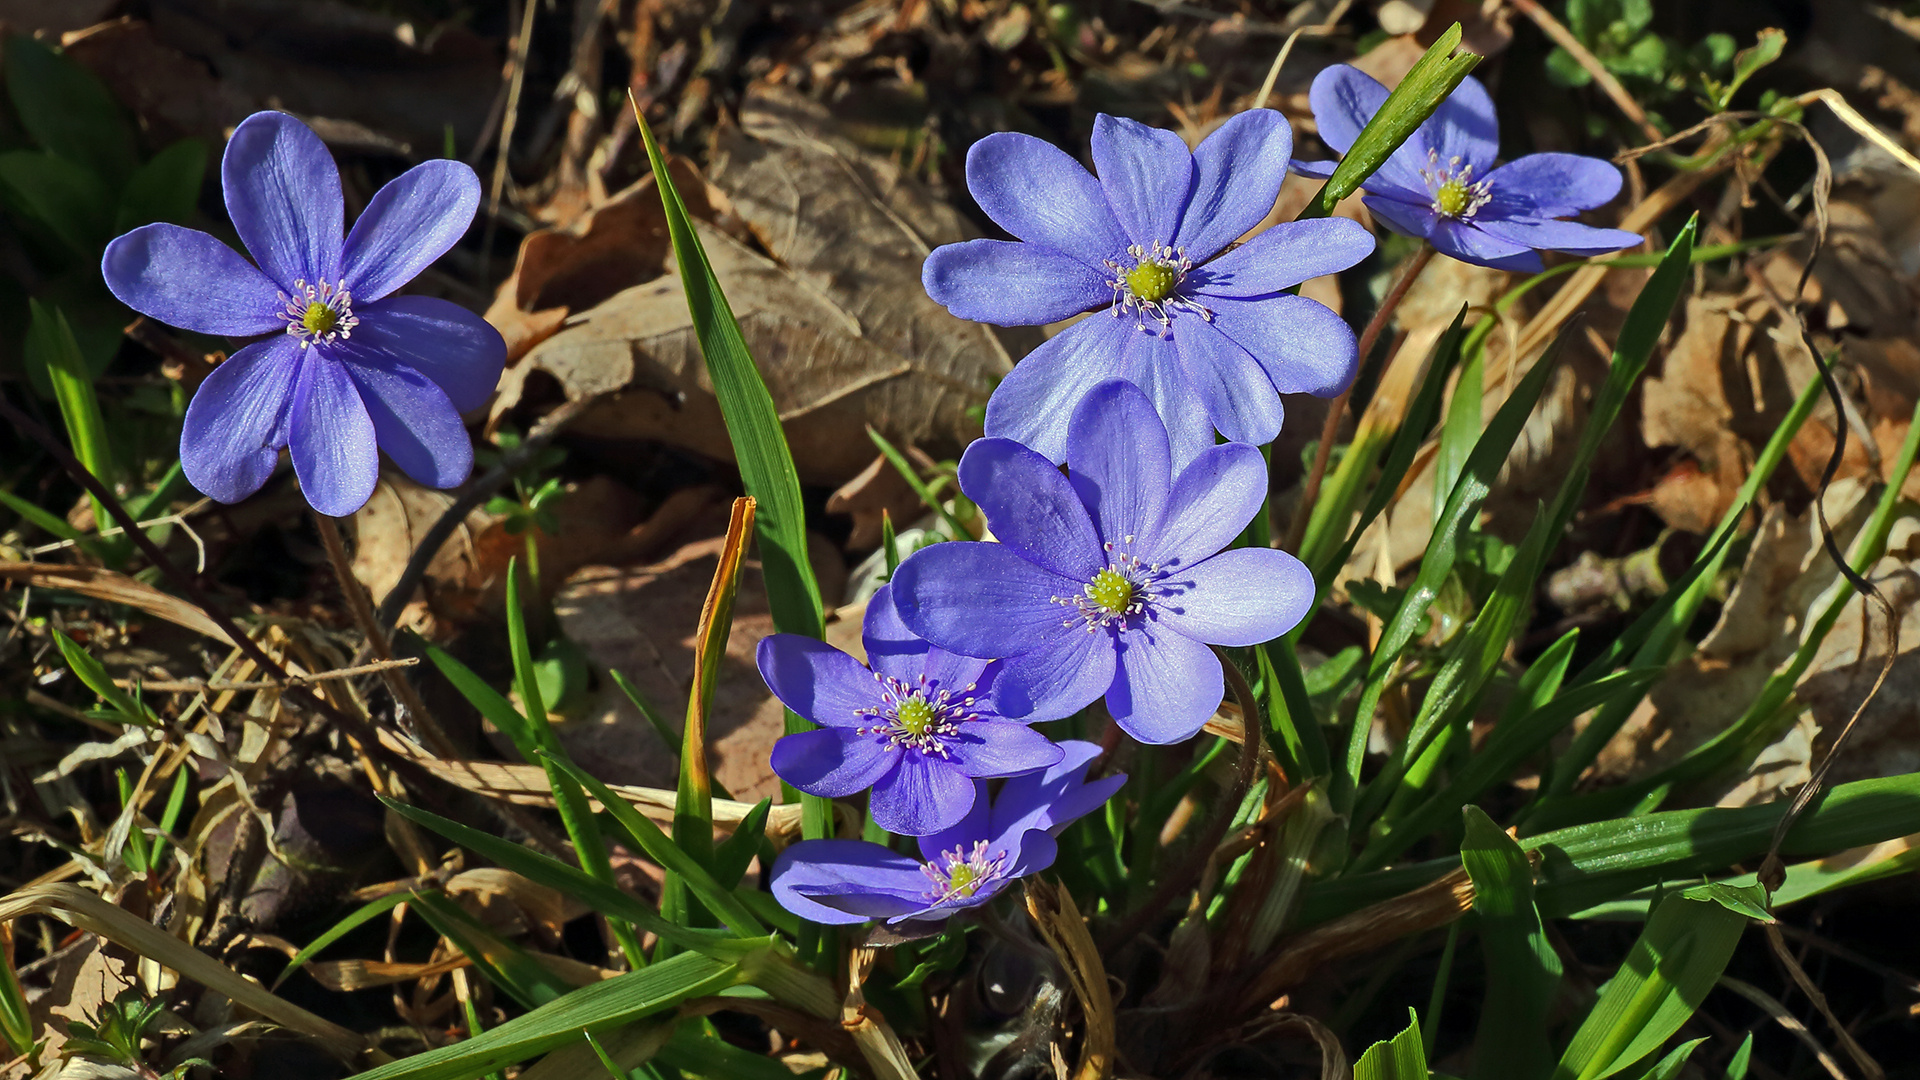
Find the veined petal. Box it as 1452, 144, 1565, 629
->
964, 132, 1130, 266
341, 358, 472, 489
956, 438, 1104, 580
1152, 547, 1315, 646
347, 297, 505, 413
180, 337, 302, 504
1424, 74, 1499, 175
871, 755, 977, 836
861, 582, 934, 684
1116, 326, 1214, 470
1483, 153, 1624, 217
985, 314, 1134, 464
993, 624, 1116, 721
770, 729, 900, 798
342, 159, 482, 302
289, 350, 378, 517
102, 224, 284, 336
1363, 194, 1442, 243
1091, 113, 1195, 247
998, 829, 1060, 881
1430, 219, 1544, 273
772, 841, 932, 925
1066, 379, 1171, 550
943, 721, 1064, 777
1289, 157, 1339, 181
1108, 625, 1221, 744
1178, 109, 1293, 262
1472, 215, 1643, 256
922, 239, 1112, 326
1306, 65, 1430, 198
222, 111, 343, 289
993, 740, 1126, 839
757, 635, 882, 728
1192, 217, 1375, 298
892, 541, 1084, 660
1204, 292, 1358, 397
1145, 442, 1268, 568
1173, 314, 1284, 446
919, 782, 992, 861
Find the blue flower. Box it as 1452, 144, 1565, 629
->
1292, 67, 1642, 273
761, 584, 1063, 836
891, 380, 1314, 745
770, 741, 1123, 926
102, 111, 506, 517
923, 111, 1375, 466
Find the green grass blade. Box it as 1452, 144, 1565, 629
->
868, 426, 969, 539
1354, 1008, 1427, 1080
1260, 638, 1329, 779
31, 301, 121, 559
273, 891, 411, 988
409, 890, 573, 1009
1434, 346, 1484, 512
611, 668, 682, 769
346, 953, 739, 1080
53, 629, 156, 727
1462, 807, 1560, 1080
1299, 24, 1480, 218
713, 799, 773, 890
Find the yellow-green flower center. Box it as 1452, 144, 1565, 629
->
1433, 178, 1476, 218
944, 862, 982, 897
302, 301, 339, 337
893, 696, 937, 739
1085, 568, 1136, 616
1125, 260, 1178, 303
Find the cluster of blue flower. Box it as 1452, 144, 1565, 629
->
100, 66, 1639, 929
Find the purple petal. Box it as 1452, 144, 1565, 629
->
1177, 109, 1293, 262
757, 635, 882, 729
956, 438, 1104, 580
347, 297, 505, 413
339, 357, 472, 489
993, 739, 1124, 839
1117, 326, 1215, 470
1472, 215, 1643, 257
1154, 548, 1315, 647
994, 624, 1117, 721
772, 840, 932, 925
922, 239, 1113, 326
1288, 157, 1339, 181
919, 781, 992, 861
1204, 292, 1359, 398
964, 132, 1131, 266
1108, 625, 1221, 744
1429, 219, 1544, 273
289, 351, 378, 517
180, 337, 301, 504
1091, 114, 1195, 247
892, 541, 1083, 660
222, 111, 343, 289
1306, 66, 1429, 199
985, 313, 1134, 464
770, 728, 900, 798
944, 721, 1064, 777
871, 755, 978, 836
1066, 379, 1170, 548
1144, 443, 1267, 567
101, 224, 284, 336
1174, 315, 1284, 446
999, 829, 1059, 880
1193, 217, 1375, 298
861, 582, 933, 683
1483, 153, 1624, 217
1423, 74, 1499, 175
1363, 194, 1442, 242
341, 160, 481, 302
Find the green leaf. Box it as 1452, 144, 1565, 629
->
1434, 346, 1484, 513
657, 1023, 801, 1080
1631, 1038, 1706, 1080
1723, 1033, 1753, 1080
273, 891, 411, 988
1354, 1009, 1426, 1080
713, 799, 772, 890
1723, 28, 1785, 106
415, 635, 537, 757
868, 426, 969, 539
1302, 24, 1481, 218
2, 37, 135, 184
408, 891, 572, 1009
1462, 807, 1559, 1080
346, 953, 737, 1080
53, 629, 155, 727
610, 667, 683, 769
113, 139, 206, 234
31, 301, 121, 558
1551, 890, 1749, 1080
1679, 880, 1773, 923
0, 150, 111, 265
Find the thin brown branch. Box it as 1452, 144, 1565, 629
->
1509, 0, 1664, 144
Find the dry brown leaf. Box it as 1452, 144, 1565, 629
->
1641, 296, 1750, 532
0, 563, 231, 645
1795, 517, 1920, 786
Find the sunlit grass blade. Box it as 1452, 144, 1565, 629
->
274, 891, 411, 989
0, 924, 30, 1058
1434, 346, 1484, 511
346, 952, 739, 1080
611, 667, 682, 769
1354, 1008, 1427, 1080
713, 799, 773, 890
869, 426, 969, 539
1461, 808, 1559, 1080
30, 300, 123, 562
409, 890, 573, 1009
53, 628, 156, 727
657, 1022, 803, 1080
1258, 637, 1328, 779
1298, 23, 1480, 219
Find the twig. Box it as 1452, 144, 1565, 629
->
1508, 0, 1664, 145
1762, 922, 1886, 1080
1251, 0, 1353, 112
113, 657, 421, 693
29, 504, 211, 573
313, 512, 459, 760
373, 394, 596, 633
480, 0, 539, 285
1283, 243, 1435, 552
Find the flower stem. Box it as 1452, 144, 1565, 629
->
1282, 242, 1435, 553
